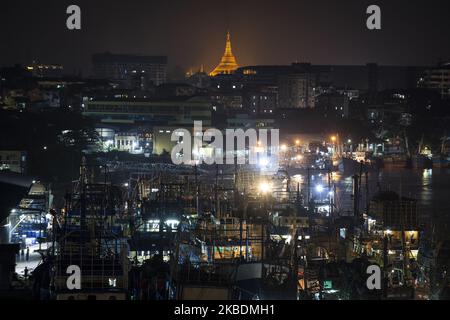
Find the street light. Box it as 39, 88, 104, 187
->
259, 157, 269, 167
258, 181, 272, 194
315, 184, 324, 193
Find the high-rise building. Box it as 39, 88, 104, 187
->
420, 62, 450, 99
277, 64, 315, 109
316, 94, 349, 118
210, 31, 239, 76
92, 53, 167, 88
244, 86, 278, 115
367, 63, 379, 93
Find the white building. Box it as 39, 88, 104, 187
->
114, 133, 141, 154
420, 62, 450, 99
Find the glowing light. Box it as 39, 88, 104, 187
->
259, 157, 269, 167
296, 155, 303, 160
166, 219, 180, 227
315, 184, 324, 193
281, 144, 287, 151
209, 31, 239, 76
295, 139, 300, 145
258, 181, 272, 194
281, 235, 292, 244
331, 136, 337, 142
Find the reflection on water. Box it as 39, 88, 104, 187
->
377, 168, 450, 217
339, 168, 450, 240
290, 168, 450, 238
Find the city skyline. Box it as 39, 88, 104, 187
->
2, 0, 450, 304
1, 0, 450, 76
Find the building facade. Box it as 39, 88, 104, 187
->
83, 96, 212, 127
278, 73, 315, 109
0, 150, 27, 174
420, 62, 450, 99
92, 53, 167, 88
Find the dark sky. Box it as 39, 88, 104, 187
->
1, 0, 450, 76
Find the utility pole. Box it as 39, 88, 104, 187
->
353, 174, 359, 219
365, 170, 370, 215
383, 235, 388, 299
194, 164, 199, 214
215, 164, 219, 217
307, 168, 311, 205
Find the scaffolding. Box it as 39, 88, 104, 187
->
53, 161, 129, 299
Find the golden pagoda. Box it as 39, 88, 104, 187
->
209, 31, 239, 76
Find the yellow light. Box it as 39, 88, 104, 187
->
295, 139, 300, 145
296, 155, 303, 160
258, 181, 272, 194
281, 144, 287, 151
331, 136, 337, 142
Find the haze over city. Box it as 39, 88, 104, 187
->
2, 0, 450, 307
1, 0, 450, 76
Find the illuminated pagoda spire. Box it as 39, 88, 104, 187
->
209, 31, 239, 76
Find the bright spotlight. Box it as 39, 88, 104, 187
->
258, 182, 272, 194
281, 144, 287, 151
315, 184, 324, 193
259, 157, 269, 167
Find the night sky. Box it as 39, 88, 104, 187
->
1, 0, 450, 76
